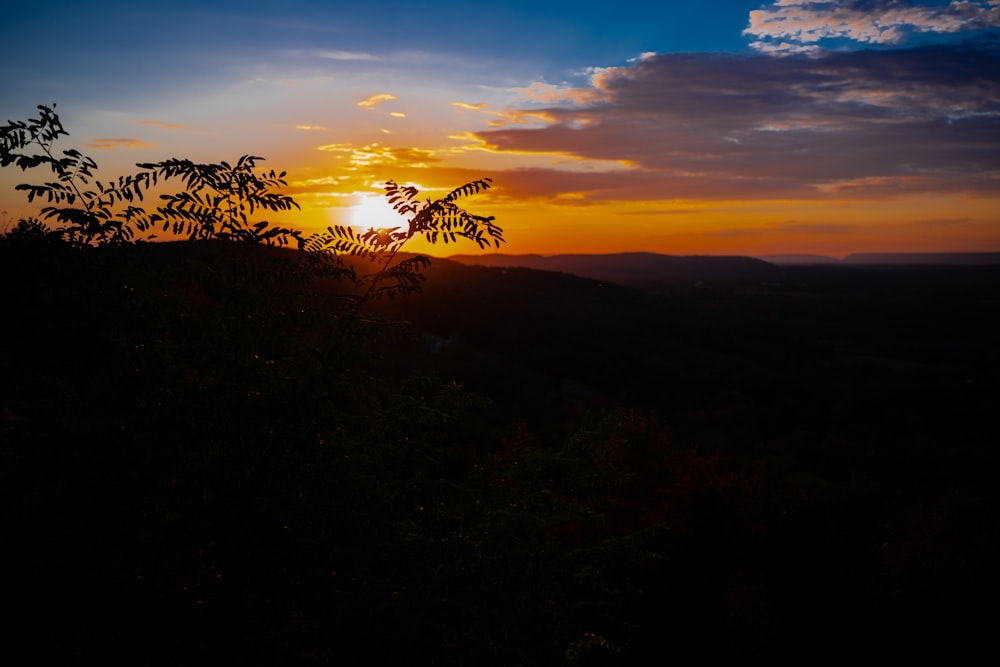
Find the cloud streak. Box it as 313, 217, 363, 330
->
85, 138, 156, 151
312, 49, 379, 61
745, 0, 1000, 53
357, 93, 399, 110
469, 45, 1000, 203
138, 120, 185, 129
312, 142, 441, 172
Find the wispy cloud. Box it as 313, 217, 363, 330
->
451, 100, 565, 128
745, 0, 1000, 52
705, 221, 857, 238
357, 93, 399, 110
313, 49, 379, 61
515, 81, 605, 106
312, 142, 440, 169
906, 216, 976, 226
451, 101, 489, 111
86, 138, 156, 151
284, 174, 351, 196
316, 143, 353, 153
137, 120, 185, 129
295, 124, 329, 131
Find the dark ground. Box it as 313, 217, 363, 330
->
3, 239, 998, 663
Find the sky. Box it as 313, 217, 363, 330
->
1, 0, 998, 257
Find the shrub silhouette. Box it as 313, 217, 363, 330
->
1, 104, 519, 661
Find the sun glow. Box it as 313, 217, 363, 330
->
351, 194, 409, 230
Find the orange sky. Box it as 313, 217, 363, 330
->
2, 2, 998, 258
2, 82, 997, 258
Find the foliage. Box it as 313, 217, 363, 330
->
132, 155, 302, 245
0, 216, 61, 243
0, 103, 511, 429
0, 103, 514, 661
0, 104, 502, 290
0, 105, 301, 246
2, 103, 152, 243
302, 178, 502, 306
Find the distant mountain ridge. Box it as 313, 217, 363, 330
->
757, 254, 841, 265
762, 252, 1000, 265
841, 252, 1000, 265
445, 252, 783, 286
446, 251, 1000, 287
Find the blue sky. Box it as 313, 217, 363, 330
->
2, 1, 998, 255
1, 1, 762, 104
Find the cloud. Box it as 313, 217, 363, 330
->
516, 81, 605, 106
316, 143, 353, 153
451, 100, 566, 128
291, 176, 348, 187
451, 101, 489, 111
745, 0, 1000, 52
313, 50, 379, 61
312, 142, 441, 170
704, 221, 857, 238
628, 52, 658, 63
469, 46, 1000, 202
138, 120, 185, 129
296, 124, 330, 131
357, 93, 399, 110
284, 174, 352, 197
906, 216, 976, 226
85, 138, 156, 151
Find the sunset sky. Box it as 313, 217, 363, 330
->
2, 0, 998, 257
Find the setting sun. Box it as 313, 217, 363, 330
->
351, 193, 410, 231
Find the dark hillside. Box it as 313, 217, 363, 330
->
842, 251, 1000, 265
757, 253, 840, 265
447, 252, 783, 287
3, 238, 998, 663
378, 257, 1000, 660
376, 258, 1000, 453
369, 259, 647, 430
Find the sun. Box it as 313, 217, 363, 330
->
351, 194, 408, 230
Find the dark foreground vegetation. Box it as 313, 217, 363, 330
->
3, 105, 998, 663
3, 231, 998, 664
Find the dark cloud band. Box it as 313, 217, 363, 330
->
474, 45, 1000, 201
